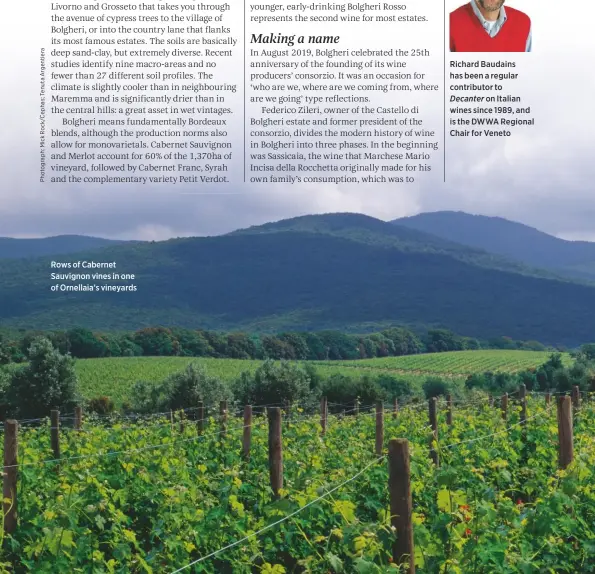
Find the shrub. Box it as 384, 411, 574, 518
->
7, 337, 79, 419
552, 368, 572, 393
162, 363, 230, 411
568, 361, 591, 390
234, 360, 311, 409
422, 377, 451, 399
0, 368, 10, 420
376, 374, 415, 400
303, 362, 324, 398
465, 373, 487, 391
321, 374, 384, 412
465, 372, 516, 394
87, 396, 115, 415
517, 370, 537, 392
130, 363, 230, 413
130, 379, 166, 414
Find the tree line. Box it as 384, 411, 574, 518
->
0, 325, 557, 365
2, 336, 592, 421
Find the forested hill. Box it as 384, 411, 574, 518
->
231, 213, 557, 277
1, 213, 595, 345
394, 211, 595, 282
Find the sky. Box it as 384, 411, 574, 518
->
1, 0, 594, 241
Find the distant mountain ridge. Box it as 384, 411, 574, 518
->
393, 211, 595, 282
231, 212, 562, 280
0, 235, 126, 260
1, 212, 595, 345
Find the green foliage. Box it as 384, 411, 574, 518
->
130, 363, 230, 413
303, 362, 324, 396
580, 343, 595, 361
4, 396, 595, 572
87, 396, 115, 415
7, 337, 79, 418
422, 376, 451, 399
544, 353, 564, 370
301, 332, 328, 360
262, 335, 296, 360
226, 332, 259, 359
234, 360, 312, 408
321, 374, 384, 409
0, 325, 573, 371
133, 327, 180, 356
67, 327, 108, 358
0, 333, 24, 365
424, 329, 465, 353
375, 374, 415, 400
55, 350, 576, 408
318, 331, 360, 360
519, 340, 546, 351
381, 327, 423, 356
162, 363, 231, 410
278, 333, 309, 360
0, 367, 10, 420
465, 372, 518, 394
169, 328, 212, 357
129, 379, 166, 414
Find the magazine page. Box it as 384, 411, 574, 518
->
1, 0, 594, 571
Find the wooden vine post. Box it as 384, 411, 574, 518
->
572, 386, 580, 411
242, 405, 252, 461
557, 396, 573, 469
197, 401, 205, 435
220, 400, 228, 438
446, 394, 453, 426
501, 393, 508, 421
3, 420, 18, 534
268, 407, 283, 499
375, 401, 384, 456
388, 439, 415, 573
545, 392, 551, 406
179, 410, 186, 434
50, 409, 60, 460
429, 398, 439, 466
519, 384, 527, 428
320, 396, 328, 436
354, 399, 359, 416
488, 394, 494, 407
74, 406, 83, 432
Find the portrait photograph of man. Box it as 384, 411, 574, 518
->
450, 0, 532, 52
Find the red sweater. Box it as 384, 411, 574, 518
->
450, 3, 531, 52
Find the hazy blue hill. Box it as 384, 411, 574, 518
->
232, 213, 560, 279
0, 235, 126, 260
1, 213, 595, 345
394, 211, 595, 281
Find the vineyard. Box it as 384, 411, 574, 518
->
1, 390, 594, 573
71, 350, 563, 406
73, 357, 264, 406
321, 350, 574, 376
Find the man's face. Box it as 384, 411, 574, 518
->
477, 0, 505, 12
